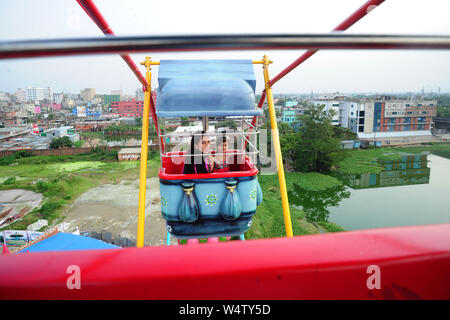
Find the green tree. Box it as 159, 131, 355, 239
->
50, 136, 73, 149
290, 104, 344, 173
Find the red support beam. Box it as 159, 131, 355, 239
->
269, 0, 385, 87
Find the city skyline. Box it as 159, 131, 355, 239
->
1, 0, 450, 94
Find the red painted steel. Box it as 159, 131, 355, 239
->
0, 224, 449, 299
269, 0, 385, 87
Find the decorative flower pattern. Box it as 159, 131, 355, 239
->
161, 195, 168, 208
250, 189, 257, 200
205, 193, 218, 207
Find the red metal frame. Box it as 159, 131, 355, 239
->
1, 224, 449, 299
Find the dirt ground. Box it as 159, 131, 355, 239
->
61, 177, 175, 246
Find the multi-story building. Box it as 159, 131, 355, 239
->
104, 94, 121, 108
23, 87, 53, 102
80, 88, 96, 102
339, 97, 437, 145
111, 99, 144, 117
371, 99, 436, 132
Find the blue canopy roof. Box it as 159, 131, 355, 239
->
18, 232, 120, 253
156, 60, 262, 118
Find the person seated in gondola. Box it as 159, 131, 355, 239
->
213, 134, 231, 173
183, 131, 215, 174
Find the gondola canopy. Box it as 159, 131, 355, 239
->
156, 60, 262, 118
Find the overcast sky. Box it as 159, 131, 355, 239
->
1, 0, 449, 95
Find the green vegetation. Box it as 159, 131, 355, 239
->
73, 140, 84, 148
2, 176, 16, 185
0, 147, 118, 167
0, 150, 33, 166
278, 104, 345, 173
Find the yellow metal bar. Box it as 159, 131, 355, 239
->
261, 55, 294, 238
136, 56, 153, 248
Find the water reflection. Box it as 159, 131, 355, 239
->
340, 154, 430, 189
289, 154, 431, 224
289, 184, 351, 223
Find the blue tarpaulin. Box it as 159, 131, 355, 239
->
18, 233, 120, 253
156, 60, 262, 118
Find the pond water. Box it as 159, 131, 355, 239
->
289, 153, 450, 231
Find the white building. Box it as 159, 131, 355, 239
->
46, 126, 79, 142
24, 87, 53, 102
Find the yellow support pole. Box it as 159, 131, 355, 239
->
136, 56, 153, 248
260, 55, 294, 238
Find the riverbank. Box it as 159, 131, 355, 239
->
337, 142, 450, 175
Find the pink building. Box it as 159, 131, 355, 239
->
111, 93, 156, 117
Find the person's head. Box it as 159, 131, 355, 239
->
217, 135, 228, 154
191, 131, 210, 155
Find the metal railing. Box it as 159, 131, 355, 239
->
1, 34, 450, 59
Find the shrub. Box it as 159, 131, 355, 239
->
2, 176, 16, 185
50, 136, 73, 149
39, 200, 64, 222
